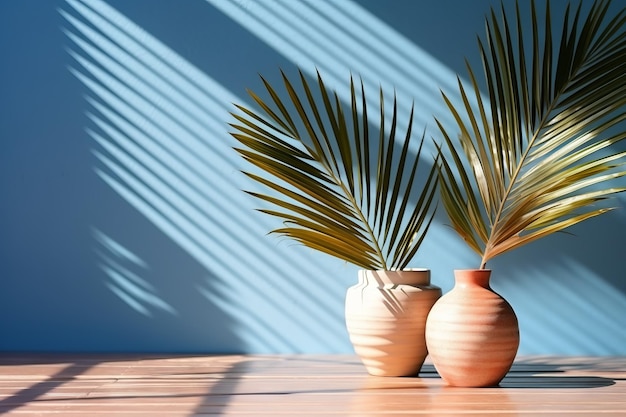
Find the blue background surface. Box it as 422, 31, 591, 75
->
1, 0, 625, 354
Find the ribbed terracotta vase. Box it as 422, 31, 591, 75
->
345, 269, 441, 376
425, 269, 519, 387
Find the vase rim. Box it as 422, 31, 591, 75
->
359, 268, 433, 286
454, 268, 492, 272
360, 268, 430, 272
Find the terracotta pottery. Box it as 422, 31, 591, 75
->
425, 269, 519, 387
345, 269, 441, 376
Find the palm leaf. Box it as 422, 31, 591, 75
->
231, 69, 438, 270
437, 0, 626, 268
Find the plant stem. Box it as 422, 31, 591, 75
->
338, 175, 388, 270
313, 143, 387, 270
482, 93, 565, 267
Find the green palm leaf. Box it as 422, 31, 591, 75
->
231, 69, 438, 270
437, 0, 626, 268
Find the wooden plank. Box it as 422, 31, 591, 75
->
0, 354, 624, 416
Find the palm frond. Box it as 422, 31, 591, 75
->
231, 69, 438, 270
437, 0, 626, 268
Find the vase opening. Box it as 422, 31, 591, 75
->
360, 269, 431, 286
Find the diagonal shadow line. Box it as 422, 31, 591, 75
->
85, 105, 338, 304
87, 109, 298, 347
203, 1, 407, 119
61, 0, 446, 354
304, 0, 457, 90
278, 0, 454, 113
63, 0, 227, 123
62, 1, 272, 223
93, 228, 178, 317
82, 85, 241, 214
68, 0, 438, 247
61, 1, 354, 292
59, 2, 356, 348
0, 357, 248, 416
207, 1, 402, 118
205, 0, 463, 133
99, 257, 178, 317
91, 155, 304, 351
88, 125, 343, 338
92, 142, 331, 351
62, 27, 238, 182
205, 0, 458, 265
211, 0, 626, 357
0, 362, 98, 414
63, 43, 234, 185
508, 260, 626, 354
3, 359, 355, 414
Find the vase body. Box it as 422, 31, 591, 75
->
425, 269, 519, 387
345, 269, 441, 376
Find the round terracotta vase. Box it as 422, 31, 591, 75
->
425, 269, 519, 387
345, 269, 441, 376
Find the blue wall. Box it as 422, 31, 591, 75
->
1, 0, 625, 355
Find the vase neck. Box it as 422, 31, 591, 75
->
453, 269, 492, 289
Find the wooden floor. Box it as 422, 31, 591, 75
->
0, 354, 625, 416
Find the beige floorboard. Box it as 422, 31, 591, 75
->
1, 354, 624, 416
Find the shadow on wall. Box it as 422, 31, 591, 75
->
51, 0, 626, 354
205, 0, 463, 137
60, 0, 353, 353
490, 202, 626, 355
